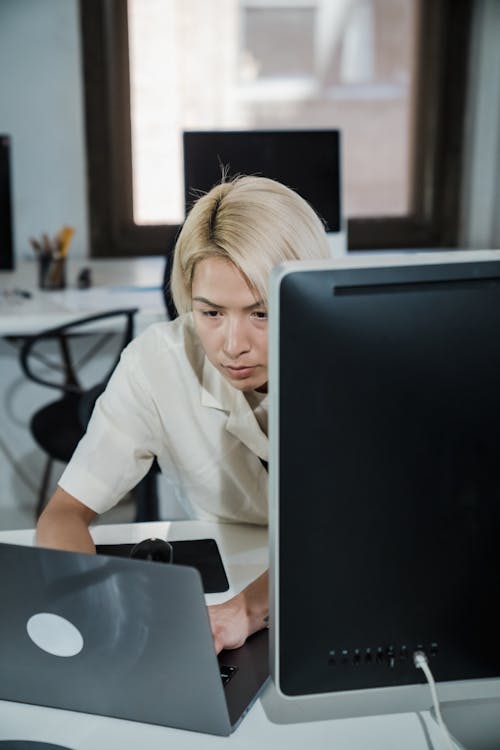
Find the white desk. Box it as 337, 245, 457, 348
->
0, 521, 439, 750
0, 257, 167, 336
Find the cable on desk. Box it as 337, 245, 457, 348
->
414, 650, 462, 750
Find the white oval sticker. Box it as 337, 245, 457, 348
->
26, 613, 84, 657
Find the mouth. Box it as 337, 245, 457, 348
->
224, 365, 257, 379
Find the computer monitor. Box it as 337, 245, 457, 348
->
0, 134, 14, 271
182, 129, 343, 252
268, 251, 500, 745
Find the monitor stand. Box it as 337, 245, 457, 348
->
437, 699, 500, 750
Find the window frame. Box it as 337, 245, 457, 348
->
80, 0, 473, 257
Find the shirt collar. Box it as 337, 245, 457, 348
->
200, 356, 269, 460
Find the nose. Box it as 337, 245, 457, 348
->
222, 317, 251, 359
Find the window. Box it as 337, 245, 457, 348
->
241, 5, 317, 80
80, 0, 472, 256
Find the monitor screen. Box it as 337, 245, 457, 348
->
182, 129, 341, 232
269, 251, 500, 730
0, 134, 14, 271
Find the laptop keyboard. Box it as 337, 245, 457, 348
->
220, 664, 238, 686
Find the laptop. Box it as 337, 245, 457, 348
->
0, 542, 269, 736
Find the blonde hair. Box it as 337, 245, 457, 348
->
170, 175, 330, 314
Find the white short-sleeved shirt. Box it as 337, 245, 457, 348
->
58, 314, 269, 525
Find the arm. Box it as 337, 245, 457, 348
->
208, 570, 268, 654
36, 485, 97, 553
35, 335, 159, 553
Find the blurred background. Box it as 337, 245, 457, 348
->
0, 0, 498, 529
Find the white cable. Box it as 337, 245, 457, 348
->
414, 650, 458, 750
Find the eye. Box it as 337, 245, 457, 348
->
202, 309, 222, 318
252, 310, 268, 321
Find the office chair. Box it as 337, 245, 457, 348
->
19, 308, 159, 521
162, 242, 178, 320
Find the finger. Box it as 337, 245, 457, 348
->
214, 635, 224, 655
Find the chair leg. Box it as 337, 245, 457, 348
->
133, 467, 159, 522
36, 456, 53, 519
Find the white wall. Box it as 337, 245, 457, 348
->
0, 0, 88, 261
0, 0, 89, 527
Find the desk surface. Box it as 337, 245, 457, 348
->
0, 520, 438, 749
0, 257, 167, 336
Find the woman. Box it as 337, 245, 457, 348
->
36, 175, 330, 652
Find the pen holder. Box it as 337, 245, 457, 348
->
39, 255, 66, 290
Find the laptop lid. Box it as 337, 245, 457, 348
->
0, 543, 268, 736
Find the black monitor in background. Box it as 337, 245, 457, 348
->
182, 129, 341, 233
269, 251, 500, 749
0, 134, 14, 271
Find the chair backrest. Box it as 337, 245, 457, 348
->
19, 308, 138, 397
162, 241, 179, 321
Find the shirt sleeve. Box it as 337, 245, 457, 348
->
58, 339, 162, 514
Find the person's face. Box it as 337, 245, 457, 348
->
191, 257, 268, 392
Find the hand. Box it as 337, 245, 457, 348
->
207, 570, 269, 654
208, 593, 250, 654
